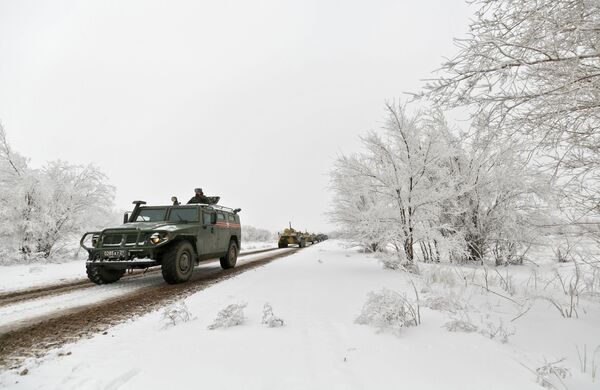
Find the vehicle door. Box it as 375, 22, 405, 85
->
215, 211, 229, 252
199, 209, 217, 256
227, 213, 238, 245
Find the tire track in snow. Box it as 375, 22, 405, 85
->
0, 246, 284, 308
0, 248, 299, 369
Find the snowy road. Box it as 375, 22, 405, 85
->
0, 246, 283, 307
0, 247, 292, 334
0, 247, 299, 368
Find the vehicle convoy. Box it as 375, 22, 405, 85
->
316, 234, 328, 242
80, 200, 242, 285
278, 224, 306, 248
303, 231, 317, 244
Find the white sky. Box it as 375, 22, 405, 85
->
0, 0, 472, 232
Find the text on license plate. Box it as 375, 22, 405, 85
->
104, 250, 127, 258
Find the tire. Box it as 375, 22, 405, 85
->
220, 240, 238, 269
278, 242, 288, 248
86, 265, 125, 285
161, 241, 196, 284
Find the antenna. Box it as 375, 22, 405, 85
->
289, 221, 292, 229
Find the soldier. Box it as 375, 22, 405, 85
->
171, 196, 180, 206
187, 188, 210, 204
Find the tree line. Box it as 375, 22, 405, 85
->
330, 0, 600, 265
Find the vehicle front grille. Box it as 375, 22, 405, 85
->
101, 233, 147, 247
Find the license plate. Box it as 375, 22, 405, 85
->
104, 250, 127, 259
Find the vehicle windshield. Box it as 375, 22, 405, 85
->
135, 208, 167, 222
168, 207, 198, 222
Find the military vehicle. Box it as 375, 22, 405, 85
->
303, 231, 317, 244
278, 224, 306, 248
316, 234, 328, 242
80, 201, 242, 285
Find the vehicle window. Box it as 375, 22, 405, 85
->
135, 208, 167, 222
227, 214, 235, 222
203, 211, 216, 225
168, 208, 198, 222
217, 212, 225, 222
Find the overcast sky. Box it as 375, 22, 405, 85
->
0, 0, 472, 232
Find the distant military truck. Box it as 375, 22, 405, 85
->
81, 201, 242, 285
278, 225, 306, 248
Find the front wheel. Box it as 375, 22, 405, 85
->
161, 241, 196, 284
220, 240, 238, 269
86, 265, 125, 285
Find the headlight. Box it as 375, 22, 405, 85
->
149, 232, 168, 245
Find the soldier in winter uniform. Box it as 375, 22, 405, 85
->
187, 188, 210, 204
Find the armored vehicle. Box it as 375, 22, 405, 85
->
302, 231, 317, 244
316, 234, 328, 242
278, 224, 306, 248
81, 201, 242, 285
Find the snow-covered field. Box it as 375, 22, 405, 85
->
1, 240, 599, 389
0, 241, 277, 293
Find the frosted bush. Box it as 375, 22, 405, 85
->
378, 253, 402, 270
422, 265, 461, 287
536, 359, 570, 389
423, 294, 465, 313
444, 318, 478, 333
480, 317, 515, 343
378, 253, 420, 274
262, 303, 284, 328
208, 303, 247, 330
355, 288, 419, 334
161, 302, 192, 328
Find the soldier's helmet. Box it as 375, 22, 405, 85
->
194, 188, 203, 193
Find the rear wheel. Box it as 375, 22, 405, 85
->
220, 240, 238, 269
161, 241, 195, 284
86, 265, 125, 285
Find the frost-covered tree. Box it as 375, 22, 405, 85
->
330, 104, 554, 264
330, 104, 466, 263
423, 0, 600, 220
33, 161, 115, 257
448, 133, 556, 263
0, 123, 115, 261
242, 225, 275, 242
0, 123, 37, 256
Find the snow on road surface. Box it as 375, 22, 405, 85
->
1, 240, 599, 389
0, 249, 293, 335
0, 241, 277, 293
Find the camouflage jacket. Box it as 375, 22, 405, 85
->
187, 194, 210, 204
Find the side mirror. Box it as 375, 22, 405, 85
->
123, 213, 129, 224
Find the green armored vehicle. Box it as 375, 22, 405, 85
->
278, 224, 306, 248
81, 201, 242, 285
